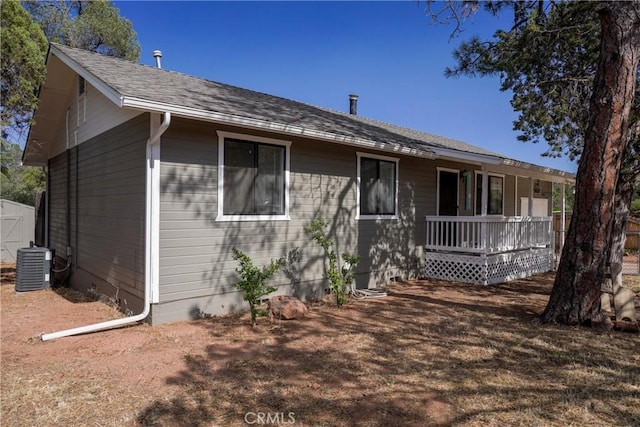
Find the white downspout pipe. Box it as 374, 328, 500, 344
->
480, 166, 488, 285
41, 112, 171, 341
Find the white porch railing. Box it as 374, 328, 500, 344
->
424, 216, 553, 255
423, 216, 553, 285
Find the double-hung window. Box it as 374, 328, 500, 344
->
217, 131, 290, 221
357, 152, 398, 219
475, 173, 504, 215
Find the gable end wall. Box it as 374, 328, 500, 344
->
48, 114, 148, 314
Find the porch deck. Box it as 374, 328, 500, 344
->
423, 216, 553, 285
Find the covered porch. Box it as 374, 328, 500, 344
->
421, 160, 573, 285
423, 216, 554, 285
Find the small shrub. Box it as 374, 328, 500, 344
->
305, 217, 360, 306
232, 248, 283, 326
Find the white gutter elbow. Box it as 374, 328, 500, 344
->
149, 112, 171, 146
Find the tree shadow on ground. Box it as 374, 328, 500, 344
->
0, 263, 16, 285
136, 274, 640, 427
1, 263, 100, 303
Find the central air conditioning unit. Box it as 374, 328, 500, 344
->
15, 247, 52, 292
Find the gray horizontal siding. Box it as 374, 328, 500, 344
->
48, 154, 68, 263
155, 119, 553, 324
504, 175, 515, 216
48, 114, 148, 304
155, 120, 434, 323
48, 147, 77, 279
74, 114, 147, 299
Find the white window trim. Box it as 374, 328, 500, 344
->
474, 171, 505, 216
436, 167, 460, 216
216, 131, 291, 222
356, 152, 399, 220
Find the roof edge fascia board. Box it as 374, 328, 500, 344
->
122, 97, 436, 159
50, 44, 124, 107
500, 158, 574, 182
431, 147, 574, 182
430, 147, 502, 165
22, 159, 48, 167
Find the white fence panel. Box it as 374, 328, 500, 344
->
1, 200, 35, 262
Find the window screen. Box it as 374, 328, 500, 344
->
223, 139, 285, 215
360, 157, 396, 216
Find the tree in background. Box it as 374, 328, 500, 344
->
23, 0, 140, 61
1, 140, 45, 205
425, 1, 640, 325
1, 0, 140, 205
552, 183, 574, 213
1, 0, 48, 205
442, 1, 600, 160
1, 0, 47, 139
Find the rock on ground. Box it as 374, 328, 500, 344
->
269, 295, 307, 320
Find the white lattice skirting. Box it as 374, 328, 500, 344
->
423, 248, 553, 285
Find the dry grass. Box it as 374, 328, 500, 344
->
1, 263, 639, 427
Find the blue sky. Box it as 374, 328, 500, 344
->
113, 1, 577, 173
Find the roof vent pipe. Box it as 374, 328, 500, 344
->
349, 94, 358, 115
153, 50, 162, 69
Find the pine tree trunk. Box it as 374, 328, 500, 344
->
540, 1, 640, 325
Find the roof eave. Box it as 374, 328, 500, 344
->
431, 146, 575, 183
25, 43, 575, 181
122, 96, 437, 159
500, 157, 575, 183
430, 147, 502, 165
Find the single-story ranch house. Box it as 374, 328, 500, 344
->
24, 43, 574, 334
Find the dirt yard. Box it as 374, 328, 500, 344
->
1, 263, 639, 427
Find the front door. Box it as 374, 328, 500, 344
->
438, 170, 459, 247
438, 171, 459, 216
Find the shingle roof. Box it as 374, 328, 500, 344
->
52, 43, 506, 159
27, 43, 572, 180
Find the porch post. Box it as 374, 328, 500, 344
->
514, 176, 518, 215
481, 166, 488, 216
560, 182, 566, 251
528, 177, 534, 216
481, 166, 488, 256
